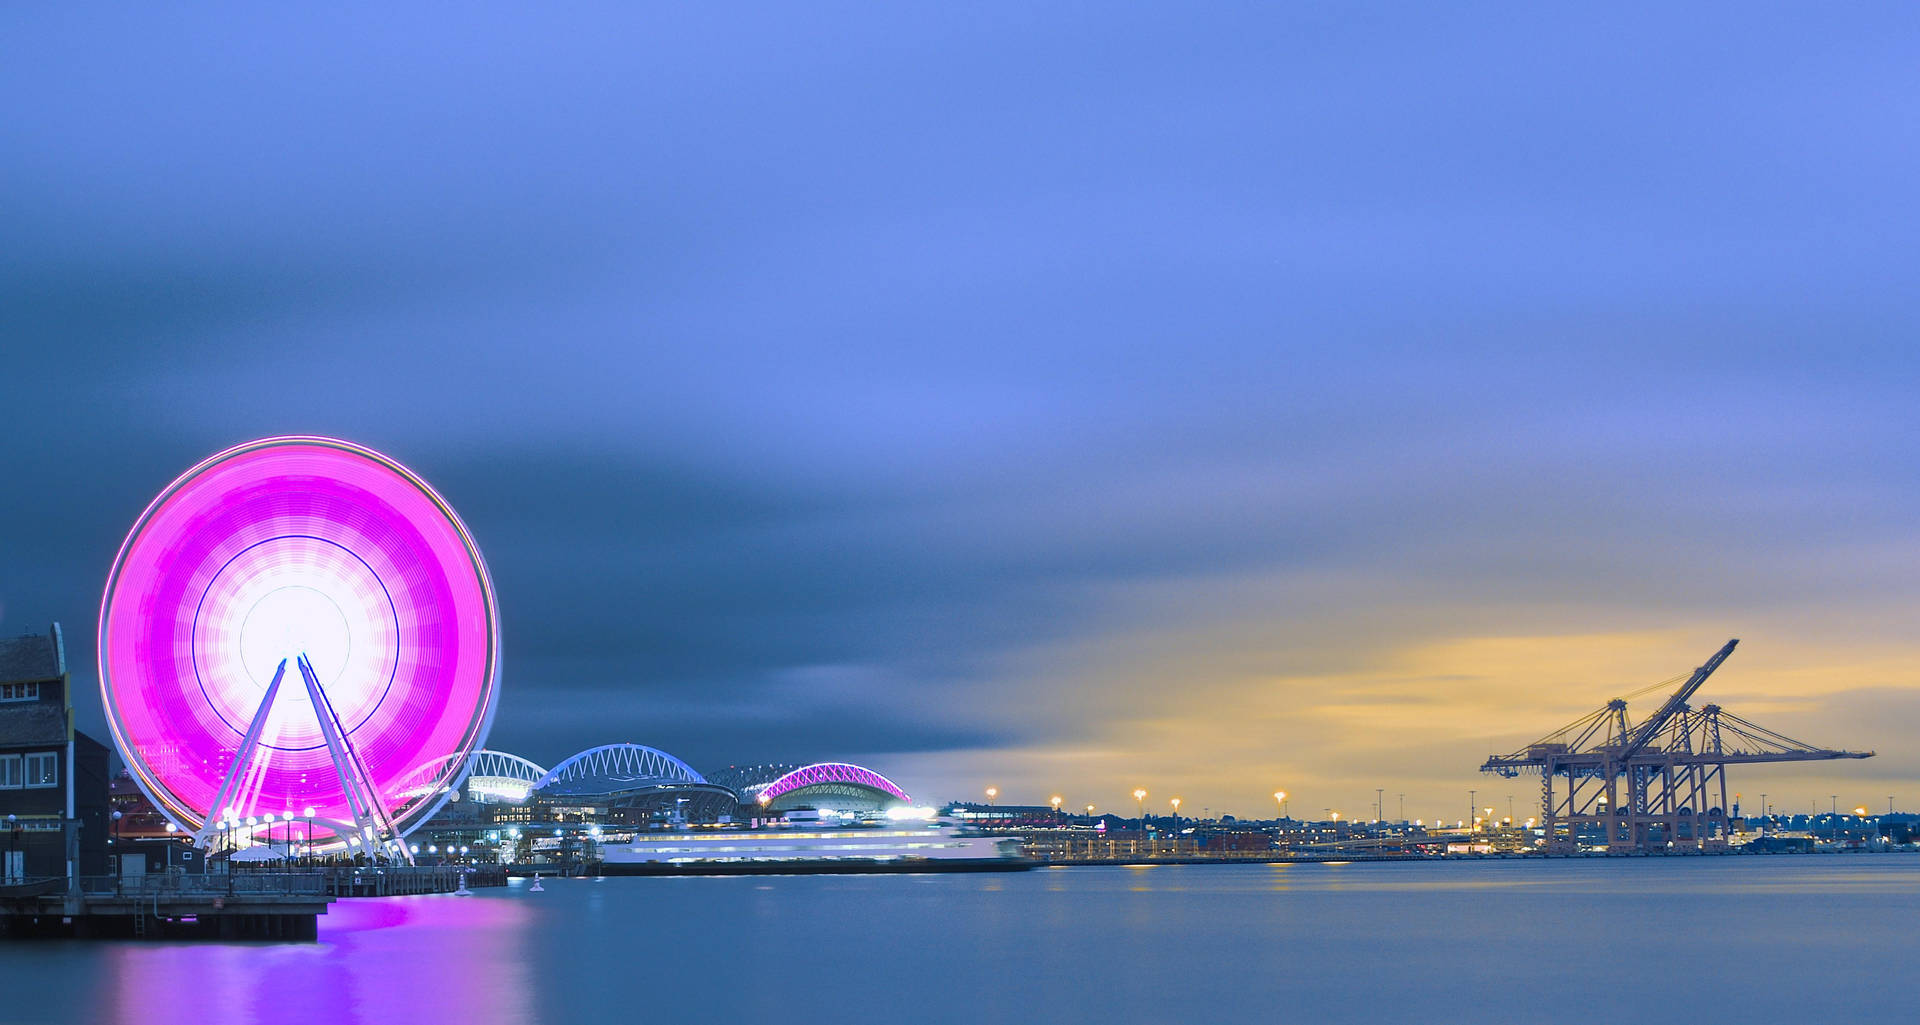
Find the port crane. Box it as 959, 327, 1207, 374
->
1482, 639, 1873, 853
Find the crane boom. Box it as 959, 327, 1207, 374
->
1616, 638, 1737, 761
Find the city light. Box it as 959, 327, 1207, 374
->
885, 806, 937, 821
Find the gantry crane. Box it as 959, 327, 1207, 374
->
1482, 639, 1873, 853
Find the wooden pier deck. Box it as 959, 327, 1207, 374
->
1, 865, 507, 940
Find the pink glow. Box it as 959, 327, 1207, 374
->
760, 762, 911, 803
99, 437, 499, 834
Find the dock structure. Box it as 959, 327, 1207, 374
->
2, 872, 331, 940
1, 866, 505, 940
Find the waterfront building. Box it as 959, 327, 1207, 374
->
943, 802, 1062, 827
0, 625, 111, 883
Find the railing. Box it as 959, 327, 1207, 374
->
74, 872, 329, 897
17, 865, 506, 901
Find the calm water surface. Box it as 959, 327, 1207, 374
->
4, 857, 1916, 1024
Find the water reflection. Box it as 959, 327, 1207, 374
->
11, 859, 1918, 1025
101, 890, 535, 1025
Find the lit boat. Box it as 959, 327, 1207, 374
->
596, 825, 1032, 875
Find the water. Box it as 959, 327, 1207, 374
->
4, 857, 1916, 1025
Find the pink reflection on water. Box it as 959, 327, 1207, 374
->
105, 895, 536, 1025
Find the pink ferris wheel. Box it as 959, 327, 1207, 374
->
98, 437, 500, 861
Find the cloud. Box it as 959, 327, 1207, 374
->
2, 3, 1917, 817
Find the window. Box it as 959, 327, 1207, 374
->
0, 681, 40, 702
23, 752, 57, 789
0, 756, 19, 789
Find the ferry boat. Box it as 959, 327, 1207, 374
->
595, 824, 1032, 876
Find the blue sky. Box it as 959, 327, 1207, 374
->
3, 4, 1917, 817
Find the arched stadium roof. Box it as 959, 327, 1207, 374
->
704, 763, 801, 795
399, 748, 549, 805
531, 743, 724, 803
759, 762, 911, 804
463, 749, 548, 803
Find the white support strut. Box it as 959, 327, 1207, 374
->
195, 658, 289, 848
192, 654, 413, 863
297, 654, 414, 864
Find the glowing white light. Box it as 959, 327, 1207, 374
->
885, 806, 937, 821
467, 779, 532, 803
240, 585, 352, 688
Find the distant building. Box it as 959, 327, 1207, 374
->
0, 624, 111, 883
944, 803, 1062, 827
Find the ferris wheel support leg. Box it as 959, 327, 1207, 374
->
297, 654, 414, 865
195, 658, 290, 849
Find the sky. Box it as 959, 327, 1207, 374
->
3, 4, 1918, 821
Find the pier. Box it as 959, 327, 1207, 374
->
1, 866, 506, 941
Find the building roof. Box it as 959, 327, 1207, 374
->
0, 626, 64, 685
0, 703, 66, 747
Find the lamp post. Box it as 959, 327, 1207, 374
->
1050, 795, 1063, 824
303, 807, 316, 867
1133, 788, 1147, 824
110, 810, 123, 892
1085, 804, 1095, 822
985, 787, 998, 826
1170, 798, 1182, 851
5, 814, 16, 884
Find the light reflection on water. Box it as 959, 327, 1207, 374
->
5, 860, 1916, 1025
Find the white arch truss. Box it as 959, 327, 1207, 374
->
533, 743, 706, 789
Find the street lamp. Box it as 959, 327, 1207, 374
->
1273, 791, 1287, 822
1133, 788, 1147, 824
110, 810, 124, 892
985, 787, 998, 823
1170, 797, 1182, 838
5, 814, 17, 884
1050, 796, 1063, 824
303, 807, 316, 867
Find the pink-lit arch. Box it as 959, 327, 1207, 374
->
98, 436, 500, 836
759, 763, 911, 804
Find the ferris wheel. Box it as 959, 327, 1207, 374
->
98, 436, 500, 862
